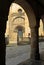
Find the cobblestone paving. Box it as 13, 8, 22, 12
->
6, 42, 44, 65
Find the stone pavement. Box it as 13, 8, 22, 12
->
18, 59, 43, 65
6, 42, 44, 65
18, 42, 44, 65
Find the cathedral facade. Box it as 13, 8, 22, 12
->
5, 3, 31, 44
5, 3, 44, 45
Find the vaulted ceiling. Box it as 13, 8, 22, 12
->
38, 0, 44, 6
26, 0, 44, 17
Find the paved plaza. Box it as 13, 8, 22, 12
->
6, 42, 44, 65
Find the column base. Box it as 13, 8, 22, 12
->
30, 53, 40, 60
35, 53, 40, 60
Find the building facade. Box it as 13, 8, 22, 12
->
0, 0, 44, 64
5, 3, 31, 44
5, 3, 44, 44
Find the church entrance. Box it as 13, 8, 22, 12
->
17, 28, 23, 44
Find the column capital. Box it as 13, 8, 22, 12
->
30, 26, 39, 29
30, 18, 40, 29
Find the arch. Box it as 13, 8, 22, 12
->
0, 0, 44, 64
9, 0, 36, 28
12, 17, 25, 22
15, 25, 25, 32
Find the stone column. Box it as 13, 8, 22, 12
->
0, 17, 7, 65
30, 26, 40, 60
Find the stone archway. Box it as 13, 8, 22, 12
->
0, 0, 40, 65
13, 0, 37, 28
12, 0, 40, 60
6, 0, 37, 45
5, 0, 40, 63
6, 1, 37, 45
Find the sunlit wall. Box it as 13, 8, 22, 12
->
5, 3, 44, 44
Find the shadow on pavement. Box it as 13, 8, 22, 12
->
18, 51, 44, 65
40, 51, 44, 61
18, 59, 42, 65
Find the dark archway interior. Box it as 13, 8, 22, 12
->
0, 0, 44, 65
0, 0, 14, 65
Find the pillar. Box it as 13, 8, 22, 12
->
30, 26, 40, 60
0, 18, 6, 65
